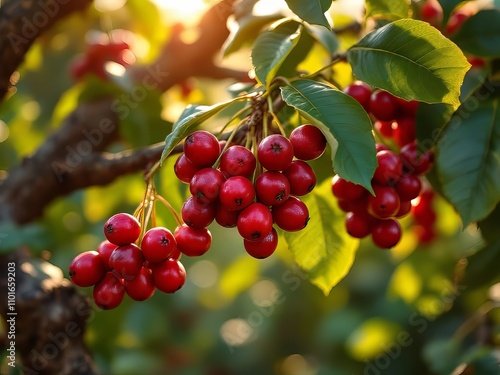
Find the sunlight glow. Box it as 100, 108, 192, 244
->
151, 0, 208, 24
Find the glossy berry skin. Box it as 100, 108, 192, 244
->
153, 258, 186, 293
421, 0, 443, 28
368, 186, 401, 219
255, 171, 290, 206
97, 240, 116, 270
395, 200, 412, 218
331, 175, 367, 201
174, 153, 201, 183
395, 175, 422, 201
369, 90, 399, 121
174, 224, 212, 256
183, 130, 221, 167
219, 145, 256, 178
257, 134, 294, 171
181, 196, 216, 228
237, 203, 273, 241
93, 272, 125, 310
373, 150, 403, 186
103, 213, 141, 246
411, 195, 436, 226
69, 251, 106, 287
374, 120, 394, 138
109, 243, 144, 281
400, 141, 434, 176
214, 203, 240, 228
371, 219, 402, 249
289, 124, 327, 161
345, 212, 374, 239
124, 267, 155, 301
282, 160, 317, 196
244, 227, 278, 259
446, 6, 475, 35
189, 168, 226, 204
272, 196, 310, 232
141, 227, 177, 264
219, 176, 255, 211
343, 81, 372, 111
392, 117, 416, 148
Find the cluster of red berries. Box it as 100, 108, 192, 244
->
174, 125, 326, 259
69, 213, 186, 310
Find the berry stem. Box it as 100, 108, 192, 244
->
155, 193, 183, 226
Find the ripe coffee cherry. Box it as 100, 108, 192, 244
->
174, 153, 200, 183
396, 99, 419, 117
181, 196, 216, 228
369, 90, 399, 121
421, 0, 443, 28
368, 185, 401, 219
257, 134, 294, 171
395, 174, 422, 201
219, 145, 256, 178
395, 200, 412, 218
190, 168, 226, 204
373, 150, 403, 186
109, 243, 144, 281
392, 117, 416, 148
214, 203, 240, 228
446, 5, 475, 35
272, 196, 310, 232
283, 160, 317, 196
411, 194, 436, 225
244, 227, 278, 259
153, 258, 186, 293
97, 240, 116, 270
371, 219, 402, 249
124, 267, 156, 301
183, 130, 221, 167
331, 175, 367, 201
400, 141, 434, 176
343, 81, 372, 111
374, 120, 394, 138
69, 251, 106, 287
289, 124, 327, 161
141, 227, 177, 264
237, 203, 273, 241
93, 272, 125, 310
345, 212, 375, 239
174, 224, 212, 256
255, 171, 290, 206
104, 213, 141, 246
219, 176, 255, 211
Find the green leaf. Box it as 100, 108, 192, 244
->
218, 255, 261, 299
365, 0, 410, 21
251, 20, 301, 88
280, 79, 376, 191
284, 0, 332, 29
284, 179, 359, 295
436, 97, 500, 226
452, 9, 500, 58
347, 19, 470, 107
423, 339, 461, 375
0, 221, 49, 253
478, 203, 500, 243
275, 24, 315, 79
304, 23, 339, 55
462, 240, 500, 288
437, 0, 469, 24
415, 103, 454, 151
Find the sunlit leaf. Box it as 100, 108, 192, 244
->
304, 23, 339, 55
218, 255, 261, 299
365, 0, 410, 21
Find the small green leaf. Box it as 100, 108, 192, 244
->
452, 9, 500, 58
251, 19, 301, 88
304, 23, 339, 55
347, 19, 470, 107
436, 97, 500, 226
415, 103, 454, 151
281, 79, 376, 191
477, 203, 500, 243
437, 0, 469, 24
284, 0, 332, 29
284, 179, 359, 295
365, 0, 410, 21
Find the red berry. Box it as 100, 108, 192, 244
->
141, 227, 177, 264
174, 224, 212, 256
368, 185, 401, 219
289, 124, 327, 161
237, 203, 273, 241
174, 153, 201, 183
244, 227, 278, 259
214, 203, 240, 228
219, 176, 255, 211
414, 224, 437, 244
393, 117, 416, 148
331, 175, 367, 201
93, 272, 125, 310
446, 6, 475, 35
103, 213, 141, 246
255, 171, 290, 206
345, 212, 375, 239
421, 0, 443, 28
343, 81, 372, 111
282, 160, 317, 196
181, 196, 216, 228
69, 251, 106, 287
399, 141, 434, 176
219, 145, 256, 178
272, 196, 310, 232
371, 219, 402, 249
395, 175, 422, 201
369, 90, 399, 121
396, 99, 420, 117
411, 196, 436, 226
97, 240, 116, 270
395, 200, 412, 218
153, 258, 186, 293
373, 150, 403, 186
183, 130, 221, 167
374, 120, 394, 138
109, 243, 144, 281
376, 143, 390, 153
257, 134, 294, 171
189, 168, 226, 204
124, 267, 156, 301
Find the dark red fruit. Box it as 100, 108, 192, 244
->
395, 200, 412, 218
103, 213, 141, 246
374, 120, 394, 138
97, 240, 116, 270
153, 258, 186, 293
411, 195, 436, 226
124, 267, 156, 301
400, 141, 434, 176
183, 130, 221, 167
244, 227, 278, 259
345, 212, 375, 238
368, 185, 401, 219
219, 145, 256, 178
446, 5, 476, 35
174, 153, 201, 183
343, 81, 372, 111
93, 272, 125, 310
396, 99, 420, 117
237, 203, 273, 241
289, 124, 327, 161
272, 196, 310, 232
109, 243, 144, 281
255, 171, 290, 206
395, 175, 422, 201
174, 224, 212, 256
371, 219, 402, 249
69, 251, 106, 287
421, 0, 443, 28
189, 168, 226, 204
257, 134, 294, 171
181, 196, 216, 228
369, 90, 399, 121
282, 160, 317, 196
141, 227, 177, 264
373, 150, 403, 186
393, 117, 416, 148
414, 224, 437, 244
214, 203, 240, 228
219, 176, 255, 211
331, 175, 367, 201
